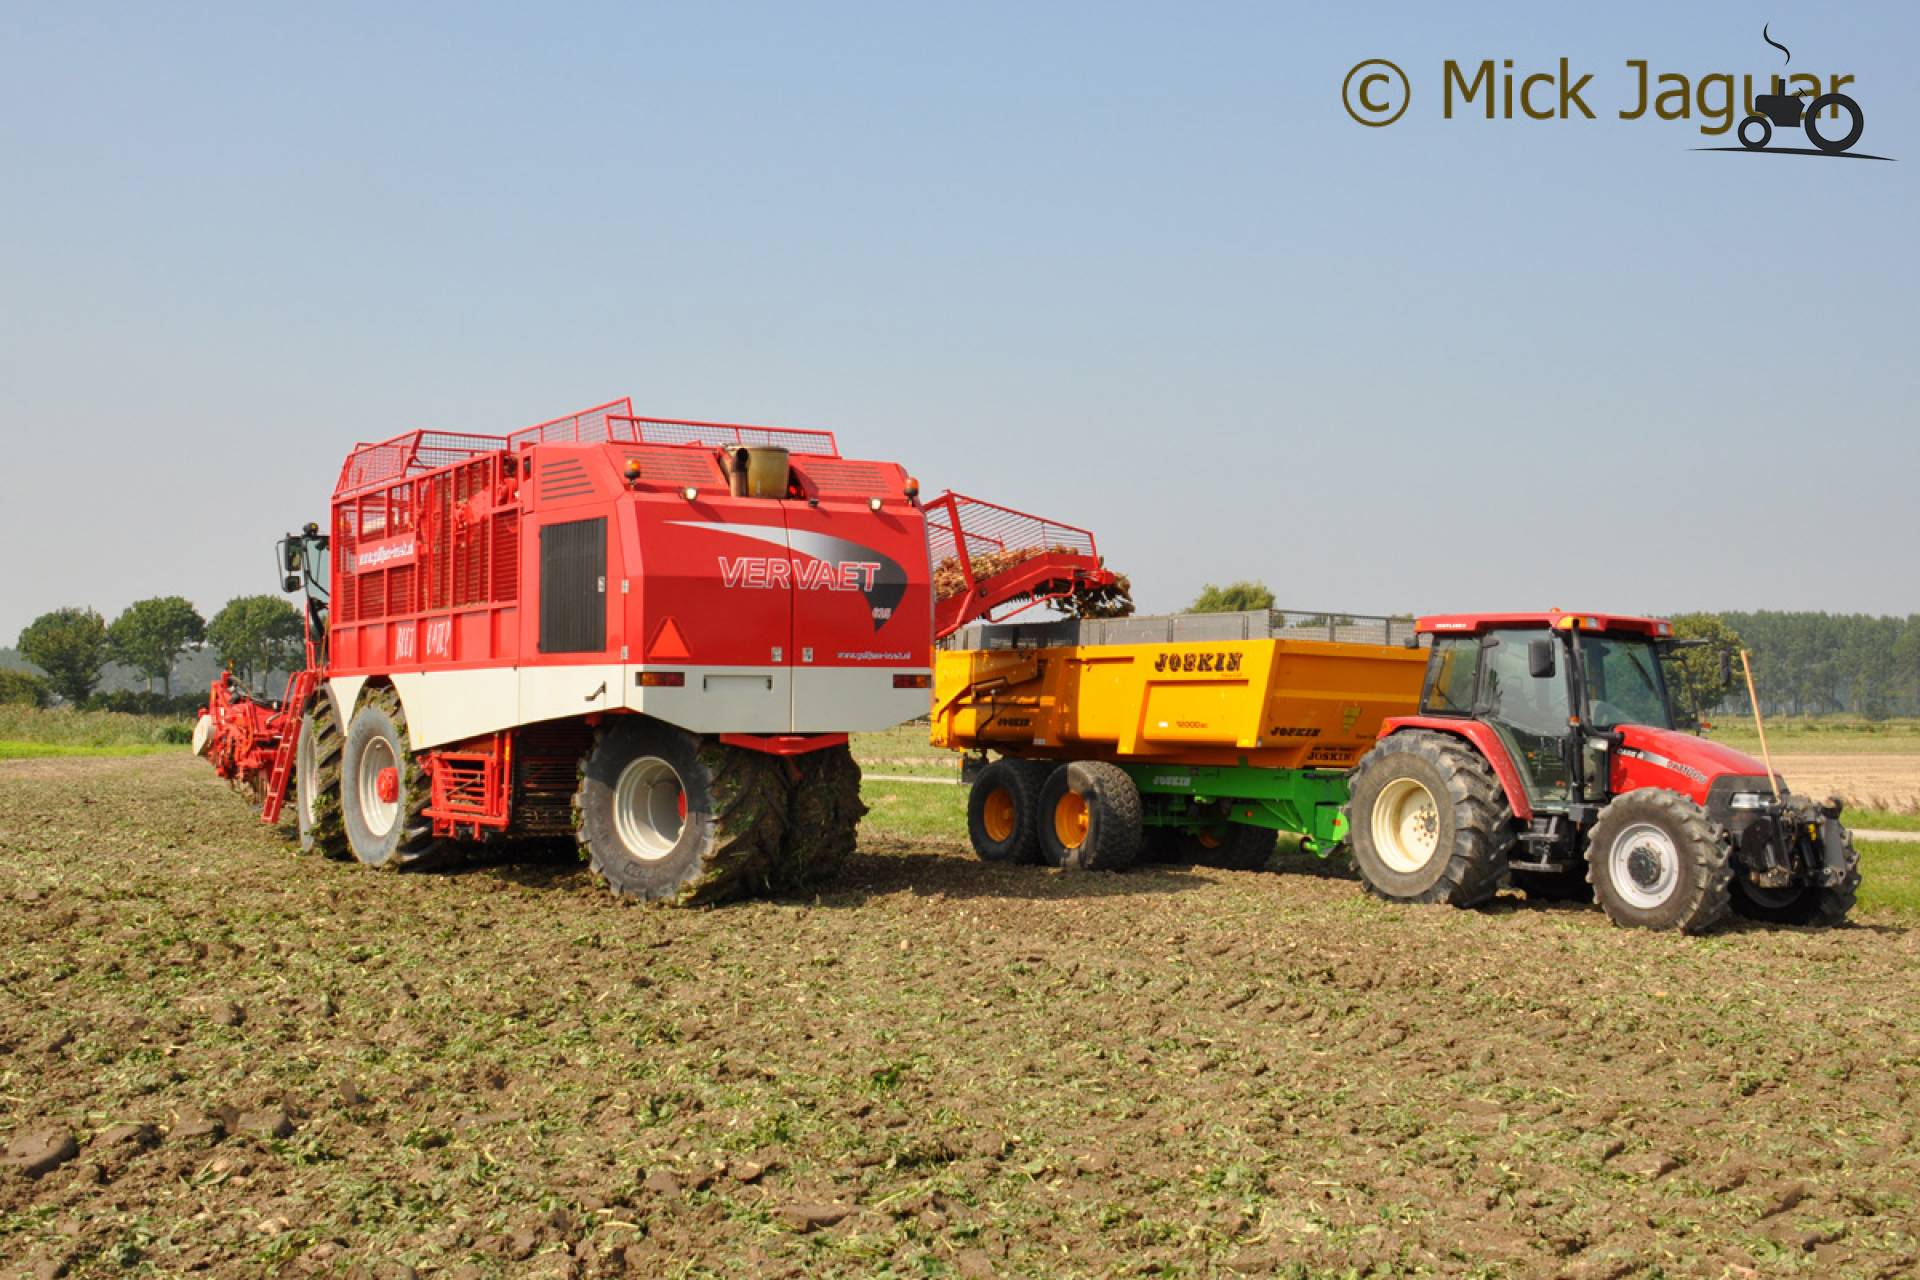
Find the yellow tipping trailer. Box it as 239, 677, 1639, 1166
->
933, 611, 1428, 871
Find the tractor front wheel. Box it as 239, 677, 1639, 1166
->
1585, 790, 1731, 933
1346, 731, 1511, 907
1730, 823, 1859, 926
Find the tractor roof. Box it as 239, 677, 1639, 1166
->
1416, 611, 1673, 637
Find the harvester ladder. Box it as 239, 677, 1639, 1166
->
259, 668, 318, 825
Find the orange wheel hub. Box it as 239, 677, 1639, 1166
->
983, 786, 1017, 842
1053, 790, 1089, 849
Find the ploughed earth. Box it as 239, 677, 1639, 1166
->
2, 755, 1917, 1278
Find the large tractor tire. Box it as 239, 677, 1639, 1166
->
575, 718, 788, 904
340, 688, 451, 869
773, 744, 867, 893
1346, 731, 1512, 907
1585, 790, 1732, 933
1179, 822, 1278, 871
1037, 761, 1143, 871
966, 758, 1052, 864
295, 693, 350, 859
1730, 827, 1860, 927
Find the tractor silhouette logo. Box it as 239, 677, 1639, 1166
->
1702, 26, 1891, 162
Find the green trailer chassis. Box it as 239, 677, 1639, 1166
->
1123, 762, 1353, 854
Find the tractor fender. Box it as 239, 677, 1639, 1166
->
1376, 717, 1534, 821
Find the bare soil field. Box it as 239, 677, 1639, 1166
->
4, 755, 1920, 1279
1768, 754, 1920, 813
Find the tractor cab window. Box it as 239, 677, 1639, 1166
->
1580, 634, 1674, 731
1421, 635, 1478, 715
1480, 629, 1573, 800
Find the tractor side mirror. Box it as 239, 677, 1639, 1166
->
1527, 636, 1557, 679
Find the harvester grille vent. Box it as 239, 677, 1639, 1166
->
797, 459, 894, 497
539, 458, 593, 502
539, 518, 607, 654
622, 449, 722, 487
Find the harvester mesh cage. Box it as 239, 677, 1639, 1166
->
610, 416, 840, 456
335, 431, 510, 497
924, 493, 1099, 573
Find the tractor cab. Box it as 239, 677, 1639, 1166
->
1347, 610, 1858, 933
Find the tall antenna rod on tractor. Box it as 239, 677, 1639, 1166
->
1739, 649, 1784, 805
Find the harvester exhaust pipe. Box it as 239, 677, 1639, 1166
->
728, 446, 792, 499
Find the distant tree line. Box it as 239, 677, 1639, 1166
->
1186, 587, 1918, 720
6, 595, 303, 712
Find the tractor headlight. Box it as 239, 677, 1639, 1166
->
1730, 792, 1772, 811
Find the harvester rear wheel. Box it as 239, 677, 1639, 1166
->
1585, 790, 1731, 933
1037, 762, 1143, 871
340, 688, 450, 870
575, 718, 787, 904
967, 759, 1051, 863
772, 744, 867, 893
1346, 731, 1511, 907
1179, 822, 1278, 871
296, 693, 349, 860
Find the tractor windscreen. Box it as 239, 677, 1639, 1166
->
1580, 633, 1675, 731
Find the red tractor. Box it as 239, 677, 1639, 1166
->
1345, 611, 1858, 933
195, 398, 1116, 903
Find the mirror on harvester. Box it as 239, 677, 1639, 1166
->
1527, 635, 1556, 679
1719, 651, 1734, 686
282, 542, 302, 572
282, 573, 302, 593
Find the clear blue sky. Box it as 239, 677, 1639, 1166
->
3, 2, 1914, 642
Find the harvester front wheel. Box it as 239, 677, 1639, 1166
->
1037, 762, 1142, 871
296, 694, 349, 860
967, 759, 1052, 863
576, 719, 787, 904
340, 688, 449, 869
1179, 822, 1278, 871
773, 744, 867, 893
1585, 790, 1731, 933
1346, 731, 1511, 907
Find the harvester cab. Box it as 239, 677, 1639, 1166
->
277, 522, 330, 666
1348, 611, 1859, 932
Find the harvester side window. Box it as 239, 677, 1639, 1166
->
1421, 636, 1478, 715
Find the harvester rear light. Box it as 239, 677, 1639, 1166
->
637, 671, 686, 687
893, 673, 932, 689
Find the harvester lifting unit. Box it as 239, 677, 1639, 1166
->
196, 397, 1117, 904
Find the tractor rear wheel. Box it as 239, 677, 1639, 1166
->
966, 758, 1052, 863
1346, 731, 1511, 907
1179, 822, 1278, 871
575, 718, 787, 904
296, 694, 349, 859
1037, 761, 1143, 871
340, 688, 450, 869
773, 744, 867, 892
1585, 790, 1732, 933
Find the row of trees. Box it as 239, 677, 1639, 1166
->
1186, 585, 1920, 719
12, 596, 303, 706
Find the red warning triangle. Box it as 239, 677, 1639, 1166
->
648, 616, 692, 661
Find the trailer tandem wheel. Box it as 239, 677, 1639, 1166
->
1037, 761, 1143, 871
966, 759, 1052, 864
576, 719, 788, 904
